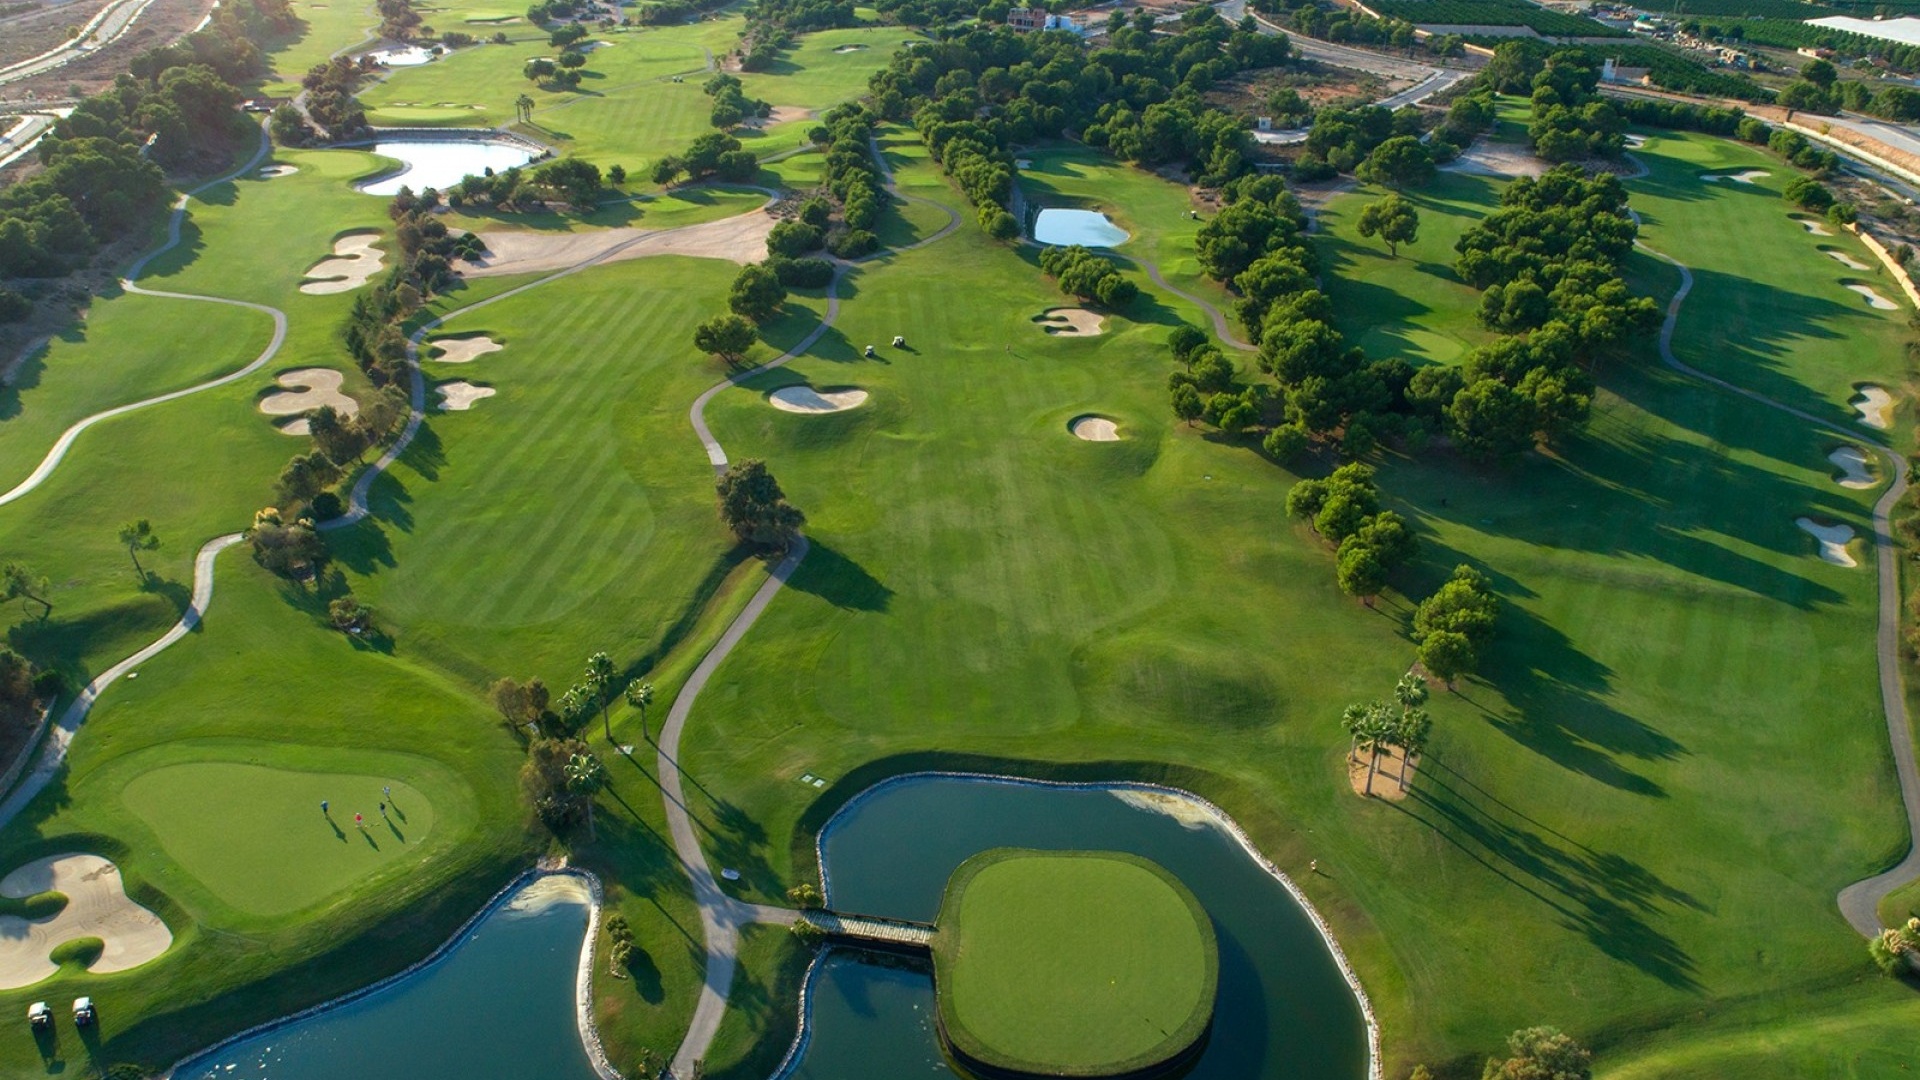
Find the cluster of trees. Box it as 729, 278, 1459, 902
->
1254, 0, 1421, 52
246, 507, 330, 581
805, 104, 886, 257
1296, 104, 1423, 181
743, 0, 857, 36
0, 646, 57, 742
1485, 49, 1626, 163
1340, 673, 1432, 796
289, 56, 378, 143
0, 0, 292, 280
1037, 245, 1136, 309
867, 7, 1299, 240
1768, 56, 1920, 121
1446, 166, 1657, 460
447, 158, 604, 210
377, 0, 422, 39
341, 194, 477, 385
524, 43, 590, 91
1166, 325, 1261, 431
1286, 464, 1418, 605
650, 131, 759, 185
1869, 916, 1920, 975
1413, 564, 1499, 688
1751, 124, 1838, 175
728, 262, 788, 321
275, 391, 408, 512
521, 737, 606, 835
1487, 38, 1766, 101
1688, 15, 1920, 76
705, 73, 771, 130
717, 459, 805, 550
1478, 1026, 1590, 1080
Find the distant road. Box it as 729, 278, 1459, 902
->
0, 0, 160, 88
0, 109, 65, 170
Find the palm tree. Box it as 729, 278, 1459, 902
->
117, 520, 160, 581
1393, 707, 1432, 791
565, 752, 606, 841
515, 93, 536, 124
1342, 700, 1396, 795
1394, 671, 1428, 710
625, 680, 655, 743
584, 652, 616, 741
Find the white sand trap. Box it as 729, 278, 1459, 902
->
1444, 140, 1546, 179
1825, 249, 1871, 271
1036, 307, 1106, 336
0, 854, 171, 989
1846, 282, 1899, 310
1829, 445, 1875, 489
257, 164, 299, 178
460, 210, 774, 277
1069, 415, 1120, 441
578, 40, 614, 51
1797, 217, 1834, 236
428, 335, 503, 363
832, 43, 868, 52
1796, 517, 1858, 567
1701, 169, 1769, 184
768, 385, 867, 413
1624, 133, 1646, 148
260, 368, 359, 436
1852, 385, 1894, 429
437, 381, 496, 410
299, 233, 385, 295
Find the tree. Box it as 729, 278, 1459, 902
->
1355, 194, 1419, 258
1356, 135, 1434, 189
490, 676, 548, 735
246, 508, 329, 582
716, 459, 805, 550
117, 519, 160, 581
277, 451, 344, 505
1391, 706, 1431, 790
728, 263, 786, 322
1341, 700, 1397, 795
693, 314, 756, 363
524, 57, 557, 82
0, 563, 51, 619
625, 680, 655, 743
1171, 384, 1204, 427
515, 93, 536, 123
565, 751, 607, 841
328, 595, 372, 633
1168, 324, 1207, 366
1336, 543, 1387, 606
1418, 630, 1476, 690
1481, 1026, 1591, 1080
1801, 57, 1838, 90
584, 651, 616, 741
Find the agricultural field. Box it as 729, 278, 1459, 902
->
1364, 0, 1625, 36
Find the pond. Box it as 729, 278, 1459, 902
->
176, 876, 602, 1080
783, 775, 1373, 1080
363, 45, 439, 66
356, 139, 538, 197
1032, 208, 1130, 248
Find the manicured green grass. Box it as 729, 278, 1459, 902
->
1597, 978, 1920, 1078
1879, 875, 1920, 925
685, 130, 1910, 1077
121, 762, 437, 917
737, 27, 907, 109
0, 891, 66, 919
261, 0, 379, 94
933, 849, 1216, 1077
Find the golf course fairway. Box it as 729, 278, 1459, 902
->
932, 848, 1218, 1078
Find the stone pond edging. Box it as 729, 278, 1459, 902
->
160, 866, 619, 1080
766, 769, 1385, 1080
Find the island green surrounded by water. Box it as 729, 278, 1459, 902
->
932, 849, 1218, 1078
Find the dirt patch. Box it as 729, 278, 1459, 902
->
1796, 517, 1858, 567
1845, 282, 1899, 310
1036, 307, 1105, 336
1445, 139, 1547, 179
1068, 414, 1120, 441
1347, 746, 1417, 801
1829, 445, 1875, 489
0, 854, 170, 988
768, 385, 866, 413
1853, 384, 1894, 429
428, 334, 503, 363
742, 105, 811, 130
437, 381, 495, 410
260, 368, 359, 435
458, 210, 774, 278
299, 233, 385, 295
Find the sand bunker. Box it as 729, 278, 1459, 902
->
1846, 282, 1899, 310
743, 105, 811, 130
460, 211, 774, 278
258, 164, 299, 178
832, 43, 868, 52
428, 335, 503, 363
1796, 217, 1834, 236
1829, 445, 1875, 489
1069, 414, 1120, 441
0, 854, 171, 989
1624, 133, 1646, 149
260, 368, 360, 436
1036, 308, 1106, 336
1444, 140, 1546, 179
437, 381, 496, 410
1825, 249, 1871, 271
1702, 169, 1769, 184
1796, 517, 1858, 567
1852, 385, 1894, 429
768, 385, 867, 413
299, 233, 385, 295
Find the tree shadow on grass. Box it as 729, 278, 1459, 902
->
784, 541, 890, 612
1390, 756, 1706, 992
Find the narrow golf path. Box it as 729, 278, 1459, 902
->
661, 149, 958, 1076
1638, 240, 1920, 935
1120, 254, 1254, 352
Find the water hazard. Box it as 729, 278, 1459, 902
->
784, 775, 1371, 1079
1032, 208, 1130, 248
356, 139, 537, 197
177, 876, 600, 1080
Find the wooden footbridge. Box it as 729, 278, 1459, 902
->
800, 909, 936, 951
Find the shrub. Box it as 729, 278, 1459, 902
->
767, 220, 824, 257
769, 256, 835, 288
827, 229, 878, 258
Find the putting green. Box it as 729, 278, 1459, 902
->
933, 849, 1217, 1078
122, 762, 436, 917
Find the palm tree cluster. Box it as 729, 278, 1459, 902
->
1341, 672, 1433, 796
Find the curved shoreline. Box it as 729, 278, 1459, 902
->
777, 770, 1383, 1080
160, 867, 619, 1080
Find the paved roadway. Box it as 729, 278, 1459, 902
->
0, 0, 160, 88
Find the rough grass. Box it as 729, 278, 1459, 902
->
933, 849, 1215, 1076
